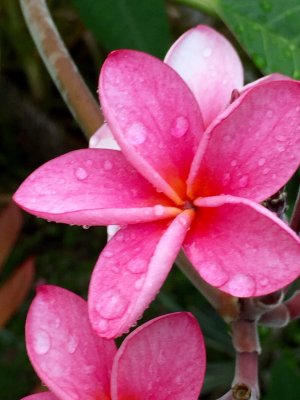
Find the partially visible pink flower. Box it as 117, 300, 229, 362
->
21, 285, 205, 400
14, 26, 300, 338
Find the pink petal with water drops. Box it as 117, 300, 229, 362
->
100, 50, 204, 204
188, 80, 300, 201
165, 25, 243, 128
14, 149, 180, 226
21, 394, 59, 400
26, 285, 116, 400
184, 195, 300, 297
88, 210, 194, 339
89, 123, 120, 150
110, 312, 205, 400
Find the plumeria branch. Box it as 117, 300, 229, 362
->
19, 0, 103, 139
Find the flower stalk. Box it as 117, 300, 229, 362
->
19, 0, 103, 139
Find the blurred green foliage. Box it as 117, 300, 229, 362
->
1, 0, 299, 399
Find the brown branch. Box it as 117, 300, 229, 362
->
19, 0, 103, 139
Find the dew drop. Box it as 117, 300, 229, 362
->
83, 364, 96, 374
226, 273, 256, 297
258, 157, 266, 166
67, 335, 79, 354
103, 160, 113, 170
276, 144, 285, 152
125, 122, 147, 145
276, 134, 286, 142
262, 167, 270, 175
103, 250, 113, 258
127, 259, 147, 274
230, 159, 238, 167
260, 277, 269, 287
238, 175, 248, 188
199, 262, 229, 286
153, 204, 165, 216
202, 47, 212, 58
85, 159, 93, 167
82, 225, 90, 230
266, 110, 273, 118
33, 330, 51, 355
171, 115, 189, 138
222, 172, 231, 186
75, 167, 88, 180
96, 319, 109, 333
96, 290, 129, 319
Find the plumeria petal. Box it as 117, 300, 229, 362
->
89, 123, 120, 150
14, 149, 180, 226
100, 50, 204, 204
165, 25, 243, 128
111, 313, 205, 400
88, 210, 194, 338
184, 195, 300, 297
188, 80, 300, 201
26, 285, 116, 400
21, 394, 59, 400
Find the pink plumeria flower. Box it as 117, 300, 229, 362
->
21, 285, 205, 400
14, 26, 300, 339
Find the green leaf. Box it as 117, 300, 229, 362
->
265, 355, 300, 400
72, 0, 171, 58
215, 0, 300, 77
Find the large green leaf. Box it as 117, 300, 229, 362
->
72, 0, 171, 58
216, 0, 300, 77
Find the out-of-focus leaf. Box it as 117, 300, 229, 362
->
202, 361, 234, 394
215, 0, 300, 77
265, 355, 300, 400
0, 257, 34, 327
0, 201, 23, 271
72, 0, 171, 57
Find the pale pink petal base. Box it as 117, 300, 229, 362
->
26, 286, 116, 400
184, 196, 300, 297
165, 25, 243, 128
21, 394, 59, 400
14, 149, 180, 225
188, 80, 300, 202
111, 313, 206, 400
88, 211, 195, 338
89, 123, 120, 150
100, 50, 204, 203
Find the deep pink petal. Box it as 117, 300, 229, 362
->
165, 25, 243, 128
89, 123, 120, 150
188, 80, 300, 201
184, 195, 300, 297
21, 394, 59, 400
110, 312, 205, 400
14, 149, 180, 225
88, 211, 194, 338
100, 50, 204, 204
26, 285, 116, 400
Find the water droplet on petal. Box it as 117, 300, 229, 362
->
202, 47, 212, 58
125, 122, 147, 145
266, 110, 273, 118
67, 335, 79, 354
83, 364, 96, 374
238, 175, 248, 188
258, 157, 266, 166
104, 160, 113, 170
85, 159, 93, 167
75, 167, 88, 180
33, 330, 51, 355
83, 225, 90, 230
222, 172, 231, 186
96, 319, 109, 333
262, 167, 270, 175
171, 116, 189, 138
199, 262, 229, 286
230, 160, 237, 167
276, 144, 285, 152
227, 273, 256, 296
127, 259, 147, 274
103, 250, 113, 258
153, 204, 165, 216
96, 290, 129, 319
